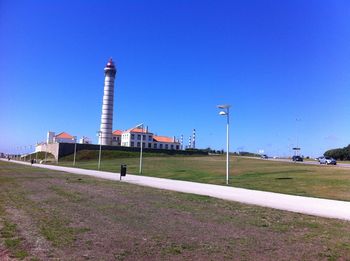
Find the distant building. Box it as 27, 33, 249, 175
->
79, 136, 91, 144
112, 130, 122, 146
41, 128, 180, 150
36, 131, 85, 157
47, 131, 76, 144
113, 127, 180, 150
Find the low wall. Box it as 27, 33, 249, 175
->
35, 143, 60, 160
57, 143, 208, 159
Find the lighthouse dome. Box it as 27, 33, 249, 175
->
106, 58, 115, 68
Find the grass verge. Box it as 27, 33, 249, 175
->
57, 154, 350, 201
0, 161, 349, 260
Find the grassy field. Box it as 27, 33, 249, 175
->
56, 151, 350, 201
0, 161, 350, 260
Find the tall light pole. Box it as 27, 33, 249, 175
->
45, 144, 48, 163
135, 123, 144, 174
217, 104, 231, 185
29, 145, 32, 162
73, 136, 77, 167
97, 131, 102, 170
35, 143, 38, 163
295, 118, 301, 156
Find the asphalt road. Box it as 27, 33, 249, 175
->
260, 157, 350, 168
3, 159, 350, 221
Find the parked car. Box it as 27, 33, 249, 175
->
319, 157, 337, 165
261, 154, 268, 159
292, 155, 303, 162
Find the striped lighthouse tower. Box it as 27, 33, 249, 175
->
99, 58, 117, 145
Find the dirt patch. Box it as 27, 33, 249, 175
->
0, 218, 16, 261
5, 207, 53, 260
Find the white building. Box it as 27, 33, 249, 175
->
79, 136, 91, 144
47, 131, 76, 144
113, 127, 180, 150
112, 130, 122, 146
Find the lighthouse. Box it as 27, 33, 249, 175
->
99, 58, 117, 145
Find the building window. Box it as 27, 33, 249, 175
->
148, 143, 152, 148
153, 143, 157, 149
176, 145, 179, 150
165, 144, 169, 149
131, 134, 135, 139
137, 135, 141, 140
137, 142, 140, 147
113, 137, 116, 140
148, 136, 152, 141
142, 143, 145, 147
160, 144, 163, 149
171, 145, 174, 150
131, 142, 134, 147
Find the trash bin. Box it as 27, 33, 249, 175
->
120, 164, 127, 180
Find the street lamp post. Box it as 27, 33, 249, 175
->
135, 123, 144, 174
73, 136, 77, 167
97, 131, 102, 170
29, 145, 33, 162
45, 144, 48, 163
295, 118, 301, 156
217, 104, 231, 185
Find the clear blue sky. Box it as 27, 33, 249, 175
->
1, 0, 350, 157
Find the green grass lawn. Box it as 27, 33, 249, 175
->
55, 152, 350, 201
1, 161, 350, 260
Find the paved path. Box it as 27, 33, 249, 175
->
3, 159, 350, 221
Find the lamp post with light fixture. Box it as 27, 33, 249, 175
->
29, 145, 32, 162
217, 104, 231, 185
134, 123, 144, 174
97, 131, 102, 170
295, 118, 301, 156
73, 136, 77, 167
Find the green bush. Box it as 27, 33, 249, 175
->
324, 145, 350, 160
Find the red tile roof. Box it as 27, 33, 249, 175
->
124, 127, 151, 134
55, 132, 74, 139
112, 130, 122, 135
153, 135, 176, 143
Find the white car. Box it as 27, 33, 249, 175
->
319, 157, 337, 165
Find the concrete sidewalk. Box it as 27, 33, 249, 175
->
3, 159, 350, 221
